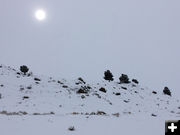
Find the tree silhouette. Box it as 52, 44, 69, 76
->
104, 70, 114, 82
119, 74, 130, 83
163, 87, 171, 96
20, 65, 29, 75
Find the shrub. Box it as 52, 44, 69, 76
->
119, 74, 130, 83
163, 87, 171, 96
78, 77, 86, 84
77, 86, 89, 94
104, 70, 114, 82
20, 65, 29, 75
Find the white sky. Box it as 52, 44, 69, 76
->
0, 0, 180, 97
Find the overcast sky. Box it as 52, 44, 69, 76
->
0, 0, 180, 97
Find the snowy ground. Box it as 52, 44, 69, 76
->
0, 65, 179, 135
0, 115, 165, 135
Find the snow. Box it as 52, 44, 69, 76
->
0, 115, 165, 135
0, 65, 179, 135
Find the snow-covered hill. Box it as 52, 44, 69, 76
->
0, 64, 179, 118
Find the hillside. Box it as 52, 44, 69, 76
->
0, 64, 179, 118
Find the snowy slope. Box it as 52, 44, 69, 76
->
1, 64, 180, 135
0, 64, 179, 118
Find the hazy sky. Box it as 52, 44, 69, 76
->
0, 0, 180, 96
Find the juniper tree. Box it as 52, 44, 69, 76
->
104, 70, 114, 82
20, 65, 29, 75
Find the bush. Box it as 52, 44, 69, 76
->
119, 74, 130, 83
20, 65, 29, 75
163, 87, 171, 96
104, 70, 114, 82
78, 77, 86, 84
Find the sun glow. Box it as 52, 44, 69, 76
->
35, 9, 46, 21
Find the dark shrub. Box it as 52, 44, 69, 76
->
104, 70, 114, 82
163, 87, 171, 96
97, 111, 106, 115
119, 74, 130, 83
20, 65, 29, 75
77, 86, 89, 94
132, 79, 139, 84
99, 87, 106, 93
62, 85, 68, 88
78, 77, 86, 84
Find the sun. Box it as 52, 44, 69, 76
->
35, 9, 46, 21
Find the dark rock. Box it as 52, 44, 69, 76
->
87, 86, 91, 89
132, 79, 139, 84
97, 111, 106, 115
57, 81, 63, 84
121, 87, 127, 90
152, 91, 157, 94
20, 87, 24, 91
114, 92, 121, 96
151, 114, 157, 117
68, 126, 75, 131
0, 84, 4, 87
90, 112, 96, 115
134, 91, 138, 93
93, 93, 101, 98
99, 87, 106, 93
34, 78, 41, 81
27, 72, 33, 77
77, 88, 88, 94
16, 72, 21, 75
81, 95, 85, 99
23, 96, 29, 99
33, 113, 41, 115
50, 112, 55, 115
112, 113, 120, 117
27, 86, 32, 89
123, 100, 129, 103
75, 82, 80, 85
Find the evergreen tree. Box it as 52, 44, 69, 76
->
20, 65, 29, 75
104, 70, 114, 82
